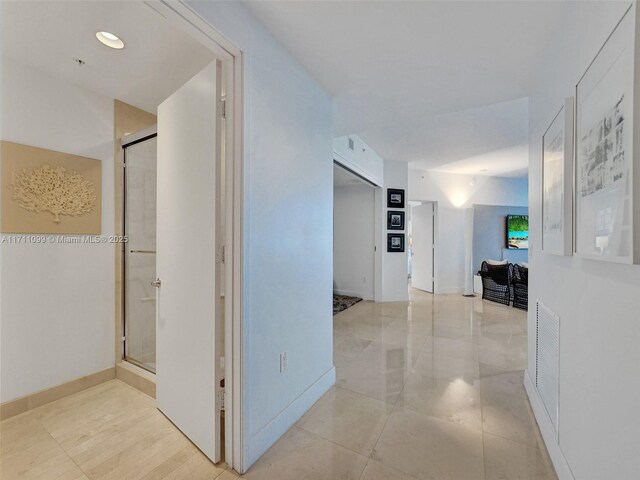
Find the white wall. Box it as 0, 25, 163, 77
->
186, 1, 334, 471
382, 160, 409, 301
334, 184, 375, 300
526, 2, 640, 479
409, 170, 528, 293
473, 205, 529, 273
0, 60, 115, 402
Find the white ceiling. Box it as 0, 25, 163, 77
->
1, 1, 215, 113
245, 0, 576, 176
334, 164, 372, 188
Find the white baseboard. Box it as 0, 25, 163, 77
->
523, 370, 575, 480
435, 286, 464, 294
243, 366, 336, 472
380, 292, 410, 302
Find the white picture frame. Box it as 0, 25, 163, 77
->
575, 4, 639, 263
542, 98, 574, 256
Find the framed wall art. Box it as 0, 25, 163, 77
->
1, 141, 102, 234
387, 188, 405, 208
387, 233, 405, 252
542, 97, 574, 256
387, 210, 405, 230
575, 4, 639, 263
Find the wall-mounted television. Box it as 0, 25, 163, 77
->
506, 215, 529, 249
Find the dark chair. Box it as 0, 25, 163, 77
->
479, 261, 511, 306
512, 264, 528, 310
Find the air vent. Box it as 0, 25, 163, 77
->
348, 137, 355, 151
535, 300, 560, 435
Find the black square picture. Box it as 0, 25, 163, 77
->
387, 211, 405, 230
387, 188, 405, 208
387, 233, 405, 252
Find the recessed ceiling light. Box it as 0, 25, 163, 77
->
96, 31, 124, 50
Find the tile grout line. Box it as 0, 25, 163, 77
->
476, 330, 489, 480
360, 339, 419, 479
31, 382, 163, 480
32, 414, 91, 479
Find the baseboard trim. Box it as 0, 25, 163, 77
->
116, 362, 156, 398
435, 286, 464, 294
523, 370, 575, 480
243, 366, 336, 472
380, 292, 410, 302
0, 367, 116, 420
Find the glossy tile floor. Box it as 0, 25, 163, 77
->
246, 289, 557, 480
0, 290, 557, 480
0, 381, 238, 480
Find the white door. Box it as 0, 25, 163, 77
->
156, 61, 222, 462
412, 203, 434, 293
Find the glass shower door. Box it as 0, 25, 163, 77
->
123, 134, 157, 373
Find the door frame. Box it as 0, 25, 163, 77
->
121, 125, 158, 373
332, 161, 379, 301
409, 200, 438, 293
143, 1, 244, 471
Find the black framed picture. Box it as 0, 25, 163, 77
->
387, 233, 405, 252
387, 188, 405, 208
387, 211, 405, 230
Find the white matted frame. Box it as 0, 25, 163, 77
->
542, 97, 574, 256
575, 3, 639, 263
144, 0, 244, 471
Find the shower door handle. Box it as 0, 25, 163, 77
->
151, 278, 162, 288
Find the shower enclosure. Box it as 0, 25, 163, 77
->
122, 128, 157, 373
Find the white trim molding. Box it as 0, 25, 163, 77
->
244, 367, 335, 469
144, 0, 244, 471
524, 370, 575, 480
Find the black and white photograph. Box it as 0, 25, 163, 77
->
387, 210, 405, 230
387, 233, 405, 252
387, 188, 405, 208
542, 98, 573, 256
580, 96, 625, 198
576, 3, 635, 262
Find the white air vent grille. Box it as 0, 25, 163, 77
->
535, 300, 559, 435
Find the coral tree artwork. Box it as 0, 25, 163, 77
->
1, 141, 101, 234
11, 165, 97, 223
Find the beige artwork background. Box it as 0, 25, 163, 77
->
1, 141, 102, 234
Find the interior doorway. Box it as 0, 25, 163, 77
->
409, 201, 436, 293
333, 163, 377, 307
111, 1, 245, 469
118, 62, 227, 465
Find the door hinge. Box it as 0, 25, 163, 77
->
216, 245, 226, 264
216, 392, 226, 412
218, 99, 226, 119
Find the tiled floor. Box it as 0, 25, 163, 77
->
0, 381, 237, 480
1, 289, 556, 479
246, 289, 557, 480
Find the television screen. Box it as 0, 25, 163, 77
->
506, 215, 529, 249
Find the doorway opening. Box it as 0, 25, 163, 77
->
333, 162, 378, 311
110, 1, 244, 470
2, 0, 245, 472
117, 59, 230, 466
409, 201, 436, 293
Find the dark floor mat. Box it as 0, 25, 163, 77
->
333, 294, 362, 315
